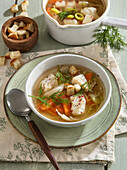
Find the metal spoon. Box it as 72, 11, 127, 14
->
6, 88, 60, 170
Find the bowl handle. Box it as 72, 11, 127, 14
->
102, 16, 127, 29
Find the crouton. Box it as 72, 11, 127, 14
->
66, 85, 75, 96
20, 11, 28, 17
21, 1, 27, 12
10, 50, 21, 60
8, 25, 19, 33
26, 31, 30, 38
10, 59, 21, 70
8, 32, 19, 40
69, 65, 78, 75
11, 4, 19, 13
4, 52, 11, 59
24, 22, 34, 32
14, 21, 19, 26
24, 0, 29, 6
19, 21, 26, 28
18, 34, 26, 40
74, 84, 81, 92
17, 29, 27, 36
0, 56, 6, 66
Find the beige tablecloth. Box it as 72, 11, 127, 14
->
0, 44, 127, 164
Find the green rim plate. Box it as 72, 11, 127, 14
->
4, 53, 121, 148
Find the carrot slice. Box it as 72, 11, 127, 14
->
85, 73, 93, 81
47, 107, 58, 116
63, 103, 71, 116
37, 99, 55, 111
47, 7, 51, 16
87, 100, 94, 105
55, 104, 64, 114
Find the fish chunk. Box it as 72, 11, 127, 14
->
63, 19, 78, 25
81, 7, 99, 20
70, 95, 86, 115
72, 74, 87, 85
55, 1, 65, 8
40, 73, 58, 93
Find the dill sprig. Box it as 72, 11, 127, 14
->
56, 66, 71, 84
93, 25, 127, 51
29, 90, 70, 106
38, 85, 43, 96
28, 95, 49, 106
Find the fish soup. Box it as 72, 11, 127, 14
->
46, 0, 106, 25
31, 65, 105, 122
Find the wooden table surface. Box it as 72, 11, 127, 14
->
0, 0, 127, 169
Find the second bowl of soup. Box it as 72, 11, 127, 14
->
25, 53, 112, 127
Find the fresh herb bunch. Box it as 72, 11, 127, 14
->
93, 25, 127, 51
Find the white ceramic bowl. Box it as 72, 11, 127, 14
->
41, 0, 127, 45
25, 53, 112, 127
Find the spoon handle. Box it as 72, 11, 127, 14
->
28, 120, 60, 170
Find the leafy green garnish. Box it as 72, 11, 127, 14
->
56, 66, 71, 84
29, 90, 70, 106
75, 80, 93, 96
58, 9, 76, 20
93, 25, 127, 51
28, 95, 49, 106
39, 85, 43, 96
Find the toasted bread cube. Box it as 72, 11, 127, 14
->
10, 59, 21, 70
11, 4, 19, 13
4, 52, 11, 59
17, 29, 27, 36
20, 11, 28, 17
14, 21, 19, 26
10, 50, 21, 60
24, 22, 34, 32
18, 34, 26, 40
69, 65, 78, 75
8, 25, 19, 33
0, 56, 6, 66
8, 32, 19, 40
74, 84, 81, 92
19, 21, 26, 28
24, 0, 29, 6
66, 85, 75, 96
26, 31, 30, 38
21, 1, 27, 12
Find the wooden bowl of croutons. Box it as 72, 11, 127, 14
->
1, 16, 38, 52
